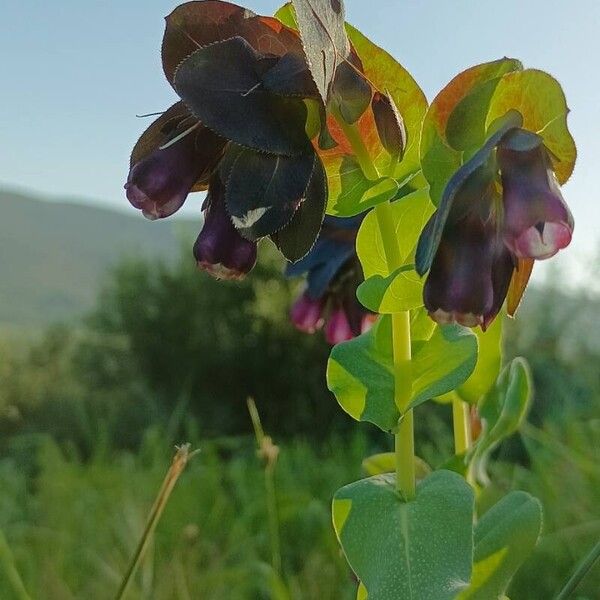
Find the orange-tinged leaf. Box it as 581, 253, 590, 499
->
507, 258, 534, 316
486, 69, 576, 184
420, 58, 523, 205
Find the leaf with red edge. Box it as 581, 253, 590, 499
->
507, 258, 534, 317
173, 36, 310, 155
291, 0, 351, 104
420, 58, 523, 205
130, 101, 226, 192
162, 1, 303, 85
486, 69, 576, 185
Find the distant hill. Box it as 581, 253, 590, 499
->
0, 189, 197, 328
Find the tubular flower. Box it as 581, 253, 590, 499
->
417, 123, 574, 329
287, 215, 374, 344
126, 1, 329, 278
193, 175, 257, 280
126, 108, 225, 220
497, 128, 574, 260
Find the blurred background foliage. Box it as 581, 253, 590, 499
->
0, 233, 599, 598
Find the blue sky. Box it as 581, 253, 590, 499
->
1, 0, 598, 285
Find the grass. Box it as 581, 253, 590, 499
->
0, 417, 599, 599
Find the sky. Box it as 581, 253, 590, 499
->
1, 0, 598, 287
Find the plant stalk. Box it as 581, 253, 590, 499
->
375, 203, 415, 500
452, 396, 471, 455
334, 111, 416, 500
247, 398, 282, 576
115, 444, 196, 600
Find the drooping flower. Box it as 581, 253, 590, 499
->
126, 1, 330, 278
417, 122, 574, 329
287, 215, 374, 343
125, 104, 225, 220
497, 128, 574, 260
193, 174, 257, 280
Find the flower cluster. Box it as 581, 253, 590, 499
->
287, 215, 375, 344
126, 1, 328, 279
417, 125, 573, 329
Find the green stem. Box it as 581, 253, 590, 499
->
556, 539, 600, 600
331, 106, 380, 181
452, 396, 471, 455
375, 203, 415, 500
336, 112, 415, 499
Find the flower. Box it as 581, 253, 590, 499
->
193, 175, 257, 280
287, 215, 374, 343
126, 1, 328, 279
422, 164, 514, 329
498, 128, 574, 260
417, 124, 574, 329
125, 110, 225, 220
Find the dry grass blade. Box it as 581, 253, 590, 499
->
114, 443, 199, 600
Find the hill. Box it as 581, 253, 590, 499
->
0, 189, 196, 328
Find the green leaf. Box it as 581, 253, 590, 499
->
457, 316, 503, 404
327, 317, 477, 431
356, 582, 368, 600
486, 69, 576, 184
420, 58, 523, 205
325, 156, 399, 216
457, 492, 542, 599
469, 358, 532, 484
333, 470, 474, 600
356, 189, 434, 278
411, 324, 478, 409
357, 266, 423, 313
362, 453, 431, 479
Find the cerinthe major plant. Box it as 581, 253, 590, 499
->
126, 1, 579, 597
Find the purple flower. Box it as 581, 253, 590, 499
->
417, 125, 574, 330
125, 133, 201, 221
126, 2, 329, 279
126, 104, 226, 221
193, 176, 257, 280
290, 293, 325, 333
498, 129, 574, 260
421, 164, 514, 329
286, 216, 374, 343
325, 308, 355, 345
